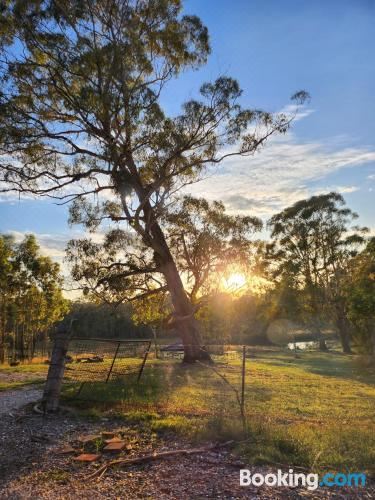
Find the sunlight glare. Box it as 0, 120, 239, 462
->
222, 272, 247, 291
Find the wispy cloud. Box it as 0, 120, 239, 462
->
1, 106, 374, 236
187, 133, 375, 217
278, 104, 315, 122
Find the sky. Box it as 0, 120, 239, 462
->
0, 0, 374, 279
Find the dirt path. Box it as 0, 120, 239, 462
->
0, 386, 43, 415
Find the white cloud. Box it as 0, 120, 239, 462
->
186, 133, 375, 217
313, 185, 360, 195
278, 104, 315, 122
8, 230, 68, 260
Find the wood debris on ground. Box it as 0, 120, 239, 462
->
0, 409, 373, 499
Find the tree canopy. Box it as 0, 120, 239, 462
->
0, 0, 307, 361
347, 238, 375, 354
266, 192, 368, 352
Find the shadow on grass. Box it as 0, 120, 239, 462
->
62, 363, 178, 406
61, 362, 242, 414
60, 360, 375, 473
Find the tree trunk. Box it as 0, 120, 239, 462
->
0, 339, 4, 364
336, 311, 352, 354
0, 300, 5, 364
127, 180, 212, 363
319, 338, 328, 352
314, 326, 328, 352
369, 327, 375, 356
161, 258, 212, 363
42, 322, 72, 412
152, 326, 159, 359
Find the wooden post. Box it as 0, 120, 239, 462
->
41, 319, 75, 412
152, 326, 159, 359
106, 341, 120, 383
241, 345, 246, 415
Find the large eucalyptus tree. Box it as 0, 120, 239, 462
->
0, 0, 306, 361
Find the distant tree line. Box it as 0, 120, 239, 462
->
0, 234, 68, 363
264, 192, 372, 353
68, 302, 151, 340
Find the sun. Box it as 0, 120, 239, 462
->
222, 272, 247, 292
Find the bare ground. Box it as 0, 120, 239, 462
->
0, 386, 43, 415
0, 388, 373, 499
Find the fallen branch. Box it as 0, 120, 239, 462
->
85, 441, 233, 480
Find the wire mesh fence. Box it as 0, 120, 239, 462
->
63, 338, 152, 385
61, 340, 248, 427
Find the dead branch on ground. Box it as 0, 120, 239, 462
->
85, 441, 234, 480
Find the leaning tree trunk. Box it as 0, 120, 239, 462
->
147, 212, 211, 361
161, 257, 212, 363
120, 170, 212, 363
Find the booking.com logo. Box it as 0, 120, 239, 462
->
240, 469, 366, 491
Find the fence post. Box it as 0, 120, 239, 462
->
137, 341, 151, 382
41, 319, 75, 412
152, 327, 159, 359
106, 341, 121, 383
241, 345, 246, 416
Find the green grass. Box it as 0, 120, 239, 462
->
0, 378, 45, 391
59, 350, 375, 473
0, 362, 47, 391
0, 362, 49, 374
2, 351, 374, 473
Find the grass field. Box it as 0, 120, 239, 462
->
60, 350, 375, 473
0, 362, 48, 391
1, 350, 374, 473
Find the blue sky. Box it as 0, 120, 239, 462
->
1, 0, 374, 266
